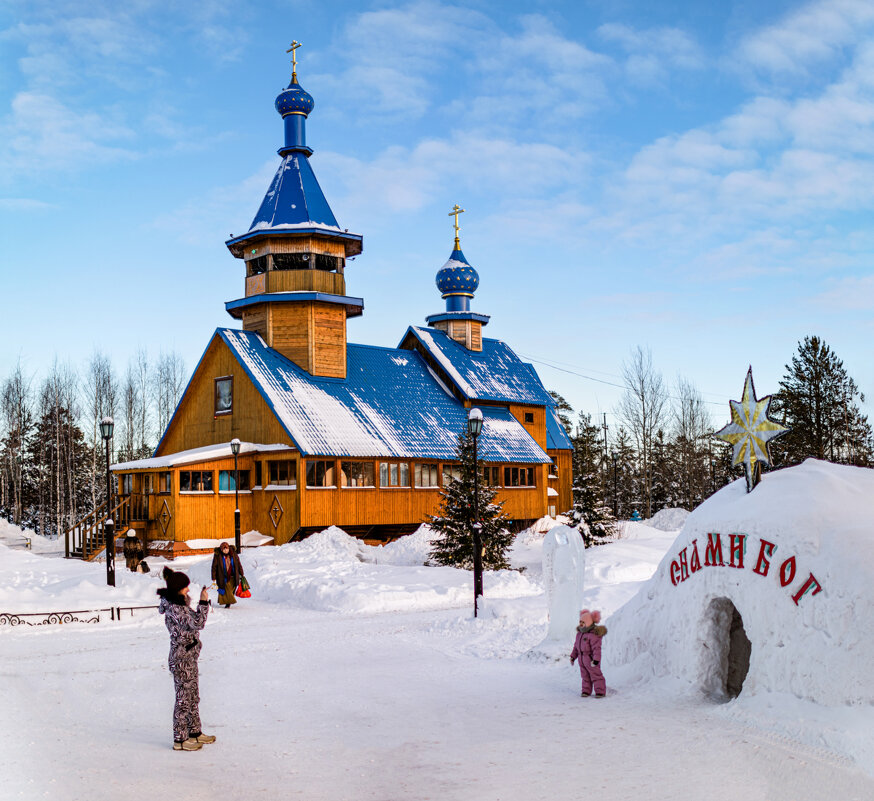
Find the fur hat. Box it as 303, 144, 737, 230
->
162, 566, 190, 594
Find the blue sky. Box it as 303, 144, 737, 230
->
2, 0, 873, 427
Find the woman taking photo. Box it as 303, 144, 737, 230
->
157, 566, 216, 751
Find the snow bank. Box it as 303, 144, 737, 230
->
234, 525, 540, 614
609, 460, 874, 708
645, 507, 689, 531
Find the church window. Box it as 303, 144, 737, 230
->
180, 470, 214, 492
306, 460, 335, 488
442, 464, 462, 486
247, 256, 268, 275
219, 470, 251, 491
414, 463, 440, 488
159, 472, 172, 493
273, 253, 310, 270
267, 461, 296, 487
503, 466, 535, 487
341, 461, 375, 487
214, 377, 233, 416
379, 462, 410, 487
483, 466, 501, 486
315, 254, 341, 272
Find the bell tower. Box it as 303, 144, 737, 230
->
425, 205, 489, 351
224, 43, 363, 378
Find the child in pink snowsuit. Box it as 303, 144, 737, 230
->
570, 609, 607, 697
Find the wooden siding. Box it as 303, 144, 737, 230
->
156, 337, 294, 457
242, 236, 346, 259
269, 301, 347, 378
246, 269, 345, 297
270, 303, 313, 372
548, 449, 573, 516
430, 319, 482, 352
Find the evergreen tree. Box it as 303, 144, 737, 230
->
429, 431, 515, 570
773, 336, 872, 466
612, 426, 638, 519
569, 412, 617, 546
548, 390, 574, 436
649, 428, 677, 513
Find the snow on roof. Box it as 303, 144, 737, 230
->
113, 442, 294, 471
609, 459, 874, 707
218, 329, 550, 463
545, 405, 573, 451
404, 327, 554, 406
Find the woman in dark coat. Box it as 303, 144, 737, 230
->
211, 541, 244, 608
157, 567, 215, 751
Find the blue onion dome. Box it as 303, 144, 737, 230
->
436, 248, 480, 297
275, 76, 314, 118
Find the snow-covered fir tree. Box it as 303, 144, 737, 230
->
428, 431, 515, 570
569, 412, 617, 546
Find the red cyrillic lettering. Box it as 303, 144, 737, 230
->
705, 533, 723, 566
753, 539, 776, 577
729, 534, 746, 569
690, 539, 701, 573
779, 556, 796, 587
670, 561, 681, 586
792, 574, 823, 605
678, 548, 689, 582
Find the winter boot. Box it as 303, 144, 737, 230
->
581, 691, 591, 697
173, 738, 203, 751
192, 731, 216, 744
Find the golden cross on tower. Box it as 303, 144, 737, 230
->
286, 40, 302, 79
448, 204, 465, 249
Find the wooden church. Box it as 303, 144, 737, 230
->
106, 56, 573, 555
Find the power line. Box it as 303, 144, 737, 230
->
520, 352, 729, 409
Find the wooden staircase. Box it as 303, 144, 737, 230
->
65, 497, 132, 561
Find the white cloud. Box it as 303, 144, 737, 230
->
735, 0, 874, 77
317, 132, 590, 223
816, 275, 874, 310
598, 22, 704, 85
0, 92, 136, 176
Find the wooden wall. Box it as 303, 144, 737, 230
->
156, 337, 294, 456
246, 270, 345, 297
270, 301, 347, 378
548, 449, 573, 516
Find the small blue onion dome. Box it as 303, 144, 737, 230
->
436, 248, 479, 297
275, 76, 314, 118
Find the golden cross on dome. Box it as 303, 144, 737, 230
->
448, 204, 465, 249
286, 41, 302, 79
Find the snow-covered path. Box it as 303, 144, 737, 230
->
4, 599, 871, 801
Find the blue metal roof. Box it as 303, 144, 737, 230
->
401, 326, 554, 406
202, 329, 551, 463
248, 153, 339, 232
546, 406, 574, 451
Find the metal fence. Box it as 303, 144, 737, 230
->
0, 605, 159, 627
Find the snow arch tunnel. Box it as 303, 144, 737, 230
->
608, 460, 874, 705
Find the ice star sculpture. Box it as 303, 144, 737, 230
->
714, 367, 788, 492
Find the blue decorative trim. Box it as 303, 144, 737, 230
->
225, 292, 364, 318
425, 312, 491, 325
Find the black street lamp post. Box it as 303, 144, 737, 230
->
467, 408, 483, 617
100, 417, 115, 587
611, 450, 618, 518
230, 438, 241, 554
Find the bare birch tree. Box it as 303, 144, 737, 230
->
153, 351, 186, 439
616, 346, 668, 518
83, 351, 117, 511
673, 376, 714, 508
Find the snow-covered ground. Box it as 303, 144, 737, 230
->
1, 510, 872, 801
